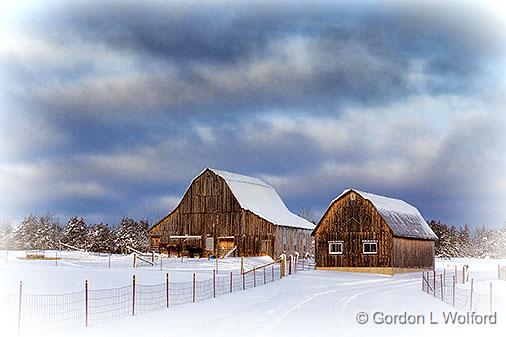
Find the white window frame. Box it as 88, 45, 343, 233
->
362, 240, 378, 255
328, 241, 343, 255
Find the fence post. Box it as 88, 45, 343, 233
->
85, 280, 88, 327
17, 281, 22, 337
462, 266, 465, 284
229, 272, 232, 293
452, 275, 455, 307
108, 253, 111, 269
242, 272, 245, 290
132, 275, 136, 316
469, 278, 474, 312
253, 269, 256, 287
213, 270, 216, 298
216, 256, 218, 274
490, 281, 493, 314
422, 272, 424, 292
288, 255, 292, 275
433, 270, 436, 297
440, 274, 443, 301
192, 273, 196, 303
240, 257, 244, 274
55, 250, 58, 266
133, 253, 137, 269
166, 273, 169, 308
263, 267, 266, 285
302, 259, 305, 270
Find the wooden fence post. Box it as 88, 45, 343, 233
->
490, 281, 493, 314
192, 273, 196, 303
462, 266, 465, 284
433, 270, 436, 297
263, 267, 266, 285
469, 278, 474, 312
133, 254, 137, 269
18, 281, 22, 337
452, 275, 456, 307
240, 257, 244, 274
132, 275, 136, 316
213, 270, 216, 298
85, 280, 88, 327
242, 272, 245, 290
229, 272, 232, 293
440, 274, 443, 301
253, 269, 256, 287
288, 255, 292, 275
166, 273, 169, 308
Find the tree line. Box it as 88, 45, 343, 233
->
0, 214, 149, 253
1, 215, 505, 258
428, 220, 506, 258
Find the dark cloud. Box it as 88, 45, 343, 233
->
1, 1, 505, 226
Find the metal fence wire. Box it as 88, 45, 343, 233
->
422, 268, 506, 314
1, 258, 307, 336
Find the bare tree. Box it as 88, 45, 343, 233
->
298, 207, 316, 224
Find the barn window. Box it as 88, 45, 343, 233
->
362, 241, 378, 254
328, 241, 343, 255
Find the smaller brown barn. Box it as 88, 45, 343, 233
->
312, 189, 437, 274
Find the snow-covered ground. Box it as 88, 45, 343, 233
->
1, 252, 505, 337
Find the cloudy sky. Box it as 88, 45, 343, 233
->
1, 0, 505, 228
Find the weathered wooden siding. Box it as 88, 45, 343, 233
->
392, 237, 435, 269
149, 169, 312, 257
314, 192, 393, 268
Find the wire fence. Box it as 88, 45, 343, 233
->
421, 267, 506, 314
2, 258, 310, 336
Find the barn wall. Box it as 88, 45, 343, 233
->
392, 237, 435, 269
148, 169, 312, 257
314, 192, 393, 268
273, 226, 313, 258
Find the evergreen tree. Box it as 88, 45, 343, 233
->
116, 217, 149, 252
61, 216, 88, 250
0, 221, 13, 249
33, 214, 62, 249
11, 215, 39, 249
88, 223, 116, 253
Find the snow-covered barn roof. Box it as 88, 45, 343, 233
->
209, 169, 315, 230
152, 168, 315, 231
317, 189, 437, 240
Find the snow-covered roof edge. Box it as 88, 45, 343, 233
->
150, 168, 314, 231
209, 169, 315, 230
313, 189, 437, 240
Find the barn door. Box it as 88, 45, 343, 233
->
260, 239, 272, 256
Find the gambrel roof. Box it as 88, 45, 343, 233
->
314, 189, 437, 240
152, 168, 315, 231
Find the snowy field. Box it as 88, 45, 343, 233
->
1, 252, 505, 337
